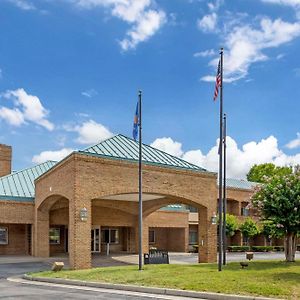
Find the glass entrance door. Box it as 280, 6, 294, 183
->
91, 227, 100, 252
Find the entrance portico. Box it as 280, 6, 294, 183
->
33, 134, 218, 269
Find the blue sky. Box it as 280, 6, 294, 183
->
1, 0, 300, 178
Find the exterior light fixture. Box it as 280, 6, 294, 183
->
80, 207, 88, 222
211, 212, 217, 225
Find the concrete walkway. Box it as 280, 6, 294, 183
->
1, 251, 298, 269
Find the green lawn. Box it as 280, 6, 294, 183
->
31, 261, 300, 299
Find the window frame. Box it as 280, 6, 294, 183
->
189, 230, 198, 245
0, 227, 8, 245
49, 227, 61, 245
149, 230, 155, 244
101, 227, 120, 245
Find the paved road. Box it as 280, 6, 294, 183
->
0, 262, 195, 300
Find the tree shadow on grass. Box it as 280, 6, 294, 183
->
272, 272, 300, 284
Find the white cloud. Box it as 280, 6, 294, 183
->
0, 107, 25, 126
32, 148, 74, 164
194, 49, 216, 57
197, 13, 217, 32
262, 0, 300, 7
65, 119, 114, 144
72, 0, 166, 50
201, 17, 300, 82
151, 137, 183, 157
81, 89, 98, 98
286, 132, 300, 149
6, 0, 35, 10
151, 135, 300, 179
0, 88, 54, 130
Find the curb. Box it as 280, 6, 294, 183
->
23, 274, 281, 300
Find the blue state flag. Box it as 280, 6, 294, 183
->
133, 102, 139, 141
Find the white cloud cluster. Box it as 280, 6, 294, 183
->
73, 0, 166, 50
262, 0, 300, 7
151, 135, 300, 179
201, 17, 300, 82
194, 49, 216, 58
286, 132, 300, 149
0, 88, 54, 130
81, 88, 98, 98
65, 119, 113, 144
197, 13, 217, 32
32, 148, 74, 164
6, 0, 35, 10
151, 137, 183, 157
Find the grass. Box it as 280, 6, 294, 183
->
31, 261, 300, 299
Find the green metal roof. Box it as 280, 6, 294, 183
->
0, 161, 56, 202
222, 178, 257, 190
79, 134, 207, 172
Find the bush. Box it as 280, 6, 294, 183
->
227, 246, 251, 252
251, 246, 273, 252
297, 245, 300, 251
273, 246, 284, 252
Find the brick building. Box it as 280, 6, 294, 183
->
0, 134, 260, 269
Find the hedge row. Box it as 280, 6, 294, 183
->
192, 245, 300, 252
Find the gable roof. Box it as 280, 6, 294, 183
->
0, 161, 56, 202
222, 178, 257, 190
78, 134, 207, 173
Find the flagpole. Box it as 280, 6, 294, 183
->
222, 113, 227, 265
138, 90, 143, 271
218, 48, 224, 272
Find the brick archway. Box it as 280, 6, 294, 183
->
35, 153, 217, 269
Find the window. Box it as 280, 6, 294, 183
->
0, 227, 8, 245
186, 205, 198, 213
189, 231, 198, 245
241, 207, 250, 216
149, 230, 155, 244
49, 228, 60, 245
101, 228, 119, 244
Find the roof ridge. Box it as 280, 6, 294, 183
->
0, 161, 57, 180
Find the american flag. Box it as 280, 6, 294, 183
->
214, 59, 221, 101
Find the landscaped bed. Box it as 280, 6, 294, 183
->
31, 261, 300, 299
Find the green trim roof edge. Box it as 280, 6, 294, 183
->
0, 196, 34, 202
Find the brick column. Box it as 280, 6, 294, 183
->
69, 198, 91, 270
33, 209, 49, 257
198, 207, 217, 263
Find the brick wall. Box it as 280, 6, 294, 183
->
0, 224, 29, 255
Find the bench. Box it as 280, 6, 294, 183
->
144, 249, 169, 264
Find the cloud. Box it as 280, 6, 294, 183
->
72, 0, 166, 50
286, 132, 300, 149
201, 17, 300, 82
261, 0, 300, 8
0, 88, 54, 130
197, 13, 217, 32
65, 119, 114, 144
81, 89, 98, 98
194, 49, 216, 58
32, 148, 74, 164
6, 0, 36, 10
151, 137, 183, 157
151, 135, 300, 179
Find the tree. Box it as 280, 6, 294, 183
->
239, 217, 260, 245
225, 214, 239, 237
261, 220, 284, 246
251, 168, 300, 262
247, 163, 292, 183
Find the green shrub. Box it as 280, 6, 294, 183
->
273, 246, 284, 252
251, 246, 273, 252
227, 246, 251, 252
